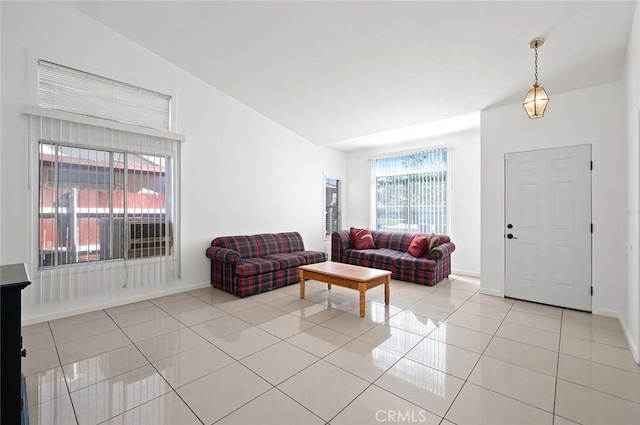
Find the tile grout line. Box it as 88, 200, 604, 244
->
437, 287, 513, 423
105, 306, 208, 425
551, 308, 564, 425
47, 319, 82, 425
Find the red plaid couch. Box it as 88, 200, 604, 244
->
205, 232, 326, 297
331, 230, 455, 286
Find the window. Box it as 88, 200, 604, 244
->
38, 60, 172, 132
375, 148, 448, 233
324, 176, 342, 238
38, 142, 173, 268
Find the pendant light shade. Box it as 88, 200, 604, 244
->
523, 83, 549, 119
523, 38, 549, 119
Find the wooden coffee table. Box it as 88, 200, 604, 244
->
298, 262, 391, 318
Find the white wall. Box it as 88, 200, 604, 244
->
481, 83, 626, 318
1, 2, 346, 323
346, 129, 481, 276
622, 0, 640, 362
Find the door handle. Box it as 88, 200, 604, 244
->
507, 234, 518, 239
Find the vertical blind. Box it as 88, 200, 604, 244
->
375, 148, 448, 234
38, 60, 172, 132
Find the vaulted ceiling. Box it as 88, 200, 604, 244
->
79, 1, 636, 150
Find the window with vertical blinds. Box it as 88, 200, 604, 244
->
38, 60, 172, 132
38, 142, 173, 268
375, 148, 448, 234
29, 60, 181, 293
28, 113, 181, 290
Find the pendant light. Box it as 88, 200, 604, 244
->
523, 38, 549, 119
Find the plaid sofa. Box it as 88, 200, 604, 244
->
205, 232, 327, 297
331, 230, 455, 286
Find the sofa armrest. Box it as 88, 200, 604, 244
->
331, 230, 351, 262
206, 246, 242, 264
427, 241, 456, 260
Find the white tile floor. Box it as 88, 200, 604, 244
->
23, 275, 640, 425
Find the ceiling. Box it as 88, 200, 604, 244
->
78, 1, 636, 151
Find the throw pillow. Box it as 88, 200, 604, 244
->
427, 233, 441, 252
407, 233, 429, 258
350, 227, 376, 250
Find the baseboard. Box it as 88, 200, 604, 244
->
617, 313, 640, 364
451, 269, 480, 277
479, 287, 503, 297
22, 281, 211, 325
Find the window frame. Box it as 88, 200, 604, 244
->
37, 140, 174, 269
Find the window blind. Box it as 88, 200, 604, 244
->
375, 148, 448, 234
38, 60, 172, 132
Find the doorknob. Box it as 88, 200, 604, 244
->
507, 234, 518, 239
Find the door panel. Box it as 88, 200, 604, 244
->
505, 145, 591, 311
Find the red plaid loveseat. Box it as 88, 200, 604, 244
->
205, 232, 326, 297
331, 230, 455, 286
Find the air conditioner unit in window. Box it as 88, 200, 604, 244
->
99, 219, 172, 260
126, 221, 173, 259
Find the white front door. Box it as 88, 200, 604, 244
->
505, 145, 592, 311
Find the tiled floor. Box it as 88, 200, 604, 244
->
23, 275, 640, 425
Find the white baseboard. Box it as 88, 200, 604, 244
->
479, 287, 503, 297
617, 313, 640, 365
451, 269, 480, 277
22, 281, 211, 325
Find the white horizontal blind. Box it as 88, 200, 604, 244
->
38, 60, 172, 132
375, 148, 448, 234
27, 113, 181, 308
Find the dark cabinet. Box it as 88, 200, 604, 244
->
1, 263, 31, 425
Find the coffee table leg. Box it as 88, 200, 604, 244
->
299, 270, 305, 299
384, 275, 390, 305
358, 282, 365, 317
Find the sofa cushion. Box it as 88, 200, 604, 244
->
407, 234, 429, 258
213, 232, 305, 258
346, 248, 400, 266
372, 230, 415, 252
350, 227, 376, 249
235, 257, 281, 278
264, 253, 306, 269
256, 232, 306, 254
294, 250, 327, 264
394, 253, 436, 271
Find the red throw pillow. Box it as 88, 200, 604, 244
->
407, 233, 429, 257
350, 227, 376, 250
